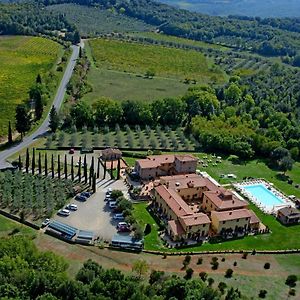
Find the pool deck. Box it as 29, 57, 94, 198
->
234, 179, 295, 215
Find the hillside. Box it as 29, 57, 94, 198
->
159, 0, 300, 17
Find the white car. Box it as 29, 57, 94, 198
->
57, 209, 70, 216
41, 218, 50, 227
113, 213, 125, 220
109, 201, 117, 209
66, 204, 78, 211
117, 222, 128, 228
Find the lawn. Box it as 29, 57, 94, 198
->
87, 38, 225, 83
0, 36, 62, 139
132, 203, 164, 251
0, 215, 35, 238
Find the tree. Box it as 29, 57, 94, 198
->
258, 290, 267, 298
279, 156, 294, 174
199, 271, 207, 282
44, 153, 48, 176
64, 154, 68, 180
36, 74, 42, 84
7, 121, 13, 144
38, 152, 42, 175
70, 102, 93, 129
149, 270, 164, 285
78, 157, 82, 181
71, 156, 74, 181
34, 89, 43, 120
218, 282, 227, 294
285, 275, 298, 288
225, 268, 233, 278
51, 154, 54, 179
49, 106, 59, 133
182, 255, 191, 269
264, 262, 270, 269
25, 148, 30, 173
184, 268, 194, 280
84, 155, 87, 184
224, 83, 242, 104
15, 104, 31, 139
132, 260, 149, 279
57, 155, 61, 179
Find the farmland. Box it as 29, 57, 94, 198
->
0, 36, 62, 139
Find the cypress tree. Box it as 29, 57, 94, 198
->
38, 152, 42, 174
57, 155, 61, 179
18, 155, 22, 171
36, 74, 42, 84
45, 153, 48, 176
78, 157, 82, 181
103, 162, 106, 180
71, 156, 74, 181
89, 157, 94, 186
8, 121, 13, 144
97, 158, 100, 178
84, 155, 87, 184
32, 148, 35, 175
64, 154, 68, 179
92, 173, 96, 193
117, 158, 121, 180
110, 160, 113, 180
51, 154, 54, 178
25, 148, 30, 173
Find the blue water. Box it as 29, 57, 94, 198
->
243, 184, 284, 207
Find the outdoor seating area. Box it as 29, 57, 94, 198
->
234, 179, 295, 215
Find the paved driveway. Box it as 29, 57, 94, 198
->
54, 177, 129, 241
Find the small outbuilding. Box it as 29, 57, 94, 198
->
277, 206, 300, 225
101, 148, 122, 161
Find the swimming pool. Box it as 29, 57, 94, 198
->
243, 184, 285, 208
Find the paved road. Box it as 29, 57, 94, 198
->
0, 44, 80, 169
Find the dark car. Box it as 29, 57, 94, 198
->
81, 191, 92, 198
69, 148, 75, 154
75, 194, 87, 201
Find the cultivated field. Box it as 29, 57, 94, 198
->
0, 36, 62, 138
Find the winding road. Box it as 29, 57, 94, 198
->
0, 44, 80, 169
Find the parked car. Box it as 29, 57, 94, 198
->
113, 213, 125, 220
81, 191, 92, 198
69, 148, 75, 154
109, 201, 117, 209
104, 196, 112, 202
57, 209, 70, 216
117, 222, 130, 232
75, 194, 87, 201
66, 204, 78, 211
41, 218, 50, 227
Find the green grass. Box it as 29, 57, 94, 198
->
0, 36, 62, 138
0, 215, 35, 238
132, 203, 164, 250
88, 38, 225, 83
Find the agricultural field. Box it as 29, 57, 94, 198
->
47, 4, 154, 36
0, 36, 62, 139
88, 38, 224, 83
44, 126, 198, 151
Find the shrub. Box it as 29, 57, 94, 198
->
242, 253, 248, 259
218, 282, 227, 294
144, 223, 151, 235
211, 257, 218, 263
182, 255, 191, 268
149, 270, 164, 285
199, 271, 207, 282
221, 257, 226, 262
264, 262, 270, 269
111, 190, 123, 200
233, 261, 237, 267
197, 258, 203, 265
184, 268, 194, 280
211, 261, 219, 270
289, 289, 296, 296
258, 290, 267, 298
207, 277, 214, 286
286, 275, 298, 287
225, 268, 233, 278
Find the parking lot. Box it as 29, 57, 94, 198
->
54, 177, 130, 241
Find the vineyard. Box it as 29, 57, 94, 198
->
0, 36, 62, 138
0, 171, 73, 221
45, 126, 198, 151
88, 38, 225, 83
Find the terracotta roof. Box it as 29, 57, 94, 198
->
155, 185, 193, 216
136, 159, 160, 169
204, 190, 247, 211
161, 174, 219, 191
102, 148, 122, 155
179, 213, 211, 227
249, 210, 260, 224
211, 209, 252, 222
174, 154, 198, 162
147, 154, 175, 164
168, 220, 185, 237
278, 206, 300, 218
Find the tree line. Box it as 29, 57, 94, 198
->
0, 236, 245, 300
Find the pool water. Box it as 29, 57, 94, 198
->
243, 184, 285, 208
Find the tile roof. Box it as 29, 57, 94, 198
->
168, 220, 185, 237
249, 210, 260, 224
174, 154, 198, 162
102, 148, 122, 155
211, 209, 252, 222
204, 190, 247, 211
180, 213, 211, 226
136, 159, 161, 169
278, 206, 300, 218
155, 185, 193, 216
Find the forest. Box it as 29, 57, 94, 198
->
0, 236, 244, 299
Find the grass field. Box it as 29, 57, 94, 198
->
88, 38, 224, 83
0, 36, 62, 138
0, 215, 35, 238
